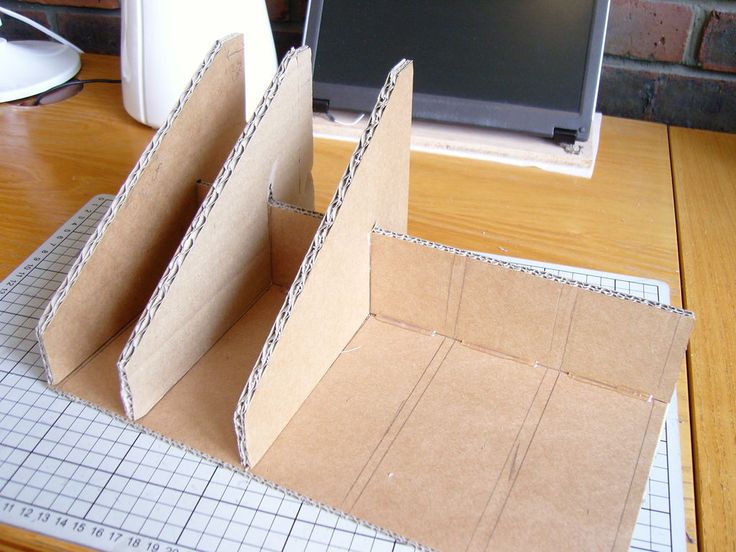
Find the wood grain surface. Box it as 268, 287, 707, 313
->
671, 127, 736, 552
0, 55, 152, 279
0, 524, 91, 552
0, 53, 701, 550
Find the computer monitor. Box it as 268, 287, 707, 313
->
304, 0, 610, 142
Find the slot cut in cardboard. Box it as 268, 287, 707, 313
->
37, 35, 694, 551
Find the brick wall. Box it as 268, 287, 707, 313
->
1, 0, 733, 132
600, 0, 736, 132
0, 0, 304, 56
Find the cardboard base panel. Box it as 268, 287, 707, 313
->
253, 315, 665, 552
59, 286, 285, 465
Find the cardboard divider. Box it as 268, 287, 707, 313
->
139, 286, 287, 464
38, 36, 247, 385
38, 42, 326, 462
60, 286, 286, 465
53, 202, 320, 464
117, 47, 316, 419
269, 203, 322, 288
54, 198, 321, 463
238, 60, 414, 467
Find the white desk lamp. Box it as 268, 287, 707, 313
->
0, 6, 82, 103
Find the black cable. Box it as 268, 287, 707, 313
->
31, 78, 121, 106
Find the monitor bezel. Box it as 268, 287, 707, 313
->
303, 0, 610, 141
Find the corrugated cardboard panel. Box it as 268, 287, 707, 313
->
40, 36, 246, 384
561, 291, 694, 401
120, 48, 315, 418
370, 233, 455, 332
484, 375, 664, 552
241, 61, 413, 466
349, 340, 548, 552
253, 317, 445, 506
250, 312, 672, 550
140, 287, 286, 464
370, 233, 574, 367
269, 205, 322, 287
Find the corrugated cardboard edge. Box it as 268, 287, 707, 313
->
46, 382, 435, 552
34, 37, 232, 386
372, 228, 694, 319
268, 191, 323, 220
116, 47, 307, 420
233, 59, 413, 467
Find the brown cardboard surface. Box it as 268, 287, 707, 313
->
140, 286, 286, 464
58, 323, 133, 415
370, 233, 456, 332
40, 36, 246, 384
561, 291, 694, 401
60, 287, 285, 465
245, 225, 692, 550
269, 204, 322, 287
455, 257, 575, 368
240, 61, 413, 466
253, 316, 445, 505
370, 231, 691, 401
348, 343, 547, 552
253, 311, 681, 551
483, 376, 662, 552
119, 48, 315, 419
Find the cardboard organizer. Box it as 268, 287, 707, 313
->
36, 36, 694, 551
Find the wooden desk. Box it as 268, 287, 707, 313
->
0, 53, 726, 551
671, 128, 736, 552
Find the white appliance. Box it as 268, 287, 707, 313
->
121, 0, 277, 128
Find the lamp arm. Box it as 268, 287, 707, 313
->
0, 6, 83, 54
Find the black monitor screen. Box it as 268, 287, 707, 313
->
312, 0, 596, 115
